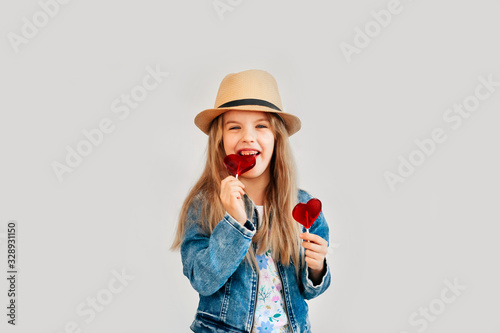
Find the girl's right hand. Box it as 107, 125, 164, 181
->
220, 176, 247, 225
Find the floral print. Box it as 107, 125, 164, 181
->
252, 248, 291, 332
252, 205, 291, 333
257, 319, 274, 332
257, 255, 269, 270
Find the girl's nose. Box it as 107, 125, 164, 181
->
241, 128, 256, 142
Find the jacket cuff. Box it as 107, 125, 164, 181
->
223, 212, 256, 239
304, 256, 331, 290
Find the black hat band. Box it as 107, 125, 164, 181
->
217, 98, 282, 111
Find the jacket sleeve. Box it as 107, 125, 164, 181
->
298, 191, 332, 300
180, 197, 256, 296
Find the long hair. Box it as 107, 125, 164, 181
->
171, 112, 302, 277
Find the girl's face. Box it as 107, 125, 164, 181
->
222, 110, 275, 180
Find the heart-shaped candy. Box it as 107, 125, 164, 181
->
223, 154, 256, 177
292, 198, 322, 229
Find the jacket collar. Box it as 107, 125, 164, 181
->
242, 193, 256, 223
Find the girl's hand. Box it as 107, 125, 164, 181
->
300, 232, 328, 284
220, 176, 247, 225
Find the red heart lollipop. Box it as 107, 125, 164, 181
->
223, 154, 256, 178
293, 198, 322, 230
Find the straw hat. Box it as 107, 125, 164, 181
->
194, 69, 301, 136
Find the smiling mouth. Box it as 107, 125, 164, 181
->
238, 151, 260, 156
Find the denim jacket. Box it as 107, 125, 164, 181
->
180, 189, 331, 333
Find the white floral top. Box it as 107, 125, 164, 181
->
252, 205, 291, 333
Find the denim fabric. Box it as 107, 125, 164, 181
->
181, 189, 331, 333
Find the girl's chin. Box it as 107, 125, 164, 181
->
240, 172, 256, 179
241, 168, 268, 179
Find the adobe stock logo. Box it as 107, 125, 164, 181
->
339, 0, 415, 63
213, 0, 243, 20
399, 278, 466, 333
384, 74, 499, 192
7, 0, 72, 54
51, 64, 169, 182
51, 268, 135, 333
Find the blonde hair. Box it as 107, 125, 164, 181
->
171, 112, 302, 277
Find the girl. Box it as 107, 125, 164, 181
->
171, 69, 331, 333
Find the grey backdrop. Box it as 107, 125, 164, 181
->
1, 0, 499, 332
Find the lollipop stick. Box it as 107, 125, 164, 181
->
236, 174, 238, 180
305, 211, 310, 242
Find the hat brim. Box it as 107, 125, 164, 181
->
194, 105, 301, 136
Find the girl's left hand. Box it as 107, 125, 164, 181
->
300, 232, 328, 282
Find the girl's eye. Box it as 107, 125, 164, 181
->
257, 124, 267, 128
229, 126, 240, 130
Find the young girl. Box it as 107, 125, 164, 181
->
171, 69, 331, 333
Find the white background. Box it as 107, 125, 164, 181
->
1, 0, 499, 332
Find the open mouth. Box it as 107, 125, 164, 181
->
237, 150, 260, 156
